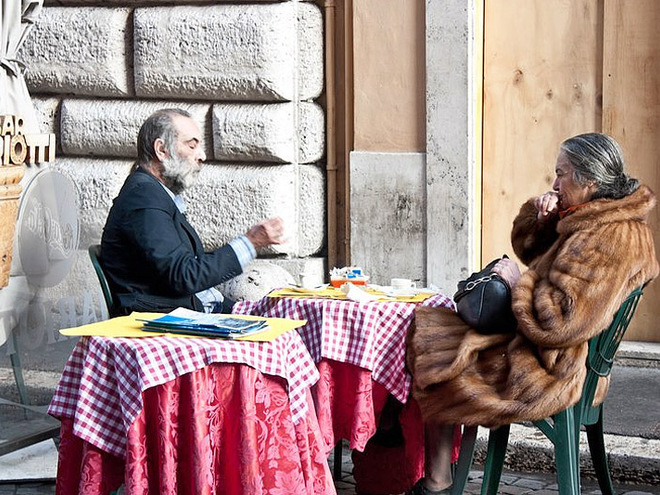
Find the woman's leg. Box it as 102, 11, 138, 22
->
422, 422, 454, 491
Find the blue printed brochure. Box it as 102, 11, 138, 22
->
138, 308, 268, 338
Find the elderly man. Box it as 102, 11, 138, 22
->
100, 108, 284, 315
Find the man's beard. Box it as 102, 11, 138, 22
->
161, 154, 200, 194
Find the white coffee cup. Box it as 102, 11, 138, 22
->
391, 278, 416, 290
299, 272, 315, 289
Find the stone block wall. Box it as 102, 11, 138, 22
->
15, 0, 326, 331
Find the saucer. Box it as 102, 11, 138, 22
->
391, 288, 416, 297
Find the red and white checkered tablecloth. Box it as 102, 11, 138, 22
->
233, 292, 454, 404
48, 331, 319, 459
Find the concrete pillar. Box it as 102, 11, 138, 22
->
425, 0, 479, 295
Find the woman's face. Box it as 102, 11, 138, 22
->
552, 151, 596, 209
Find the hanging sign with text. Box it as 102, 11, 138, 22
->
0, 114, 56, 166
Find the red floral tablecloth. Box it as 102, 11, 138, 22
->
49, 332, 335, 495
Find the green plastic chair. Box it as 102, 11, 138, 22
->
451, 285, 645, 495
88, 244, 118, 317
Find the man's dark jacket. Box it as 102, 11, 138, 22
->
100, 167, 240, 315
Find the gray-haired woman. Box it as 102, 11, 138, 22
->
405, 133, 659, 494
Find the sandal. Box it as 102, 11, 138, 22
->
405, 479, 453, 495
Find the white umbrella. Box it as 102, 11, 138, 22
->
0, 5, 61, 466
1, 0, 43, 132
0, 0, 44, 346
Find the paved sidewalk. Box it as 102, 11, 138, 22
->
328, 442, 660, 495
1, 442, 659, 494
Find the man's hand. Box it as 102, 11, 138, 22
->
246, 217, 286, 249
533, 191, 559, 221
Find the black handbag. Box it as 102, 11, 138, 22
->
453, 255, 517, 334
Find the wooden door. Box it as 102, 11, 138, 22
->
482, 0, 660, 341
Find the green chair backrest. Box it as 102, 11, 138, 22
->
88, 244, 116, 317
577, 285, 645, 425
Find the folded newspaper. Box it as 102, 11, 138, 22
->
138, 307, 269, 338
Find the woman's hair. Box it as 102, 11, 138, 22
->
560, 132, 639, 200
134, 108, 192, 170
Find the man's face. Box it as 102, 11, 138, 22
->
161, 116, 206, 194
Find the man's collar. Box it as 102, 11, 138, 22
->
135, 165, 186, 214
157, 180, 186, 214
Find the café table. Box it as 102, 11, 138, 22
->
48, 317, 336, 495
233, 289, 460, 494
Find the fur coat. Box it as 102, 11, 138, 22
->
406, 185, 659, 427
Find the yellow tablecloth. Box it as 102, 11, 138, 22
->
59, 312, 306, 342
268, 286, 434, 304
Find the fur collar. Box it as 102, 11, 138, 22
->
558, 185, 656, 235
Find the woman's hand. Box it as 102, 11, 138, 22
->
491, 258, 521, 289
533, 191, 560, 221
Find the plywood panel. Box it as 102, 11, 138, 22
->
602, 0, 660, 341
483, 0, 603, 266
353, 0, 425, 151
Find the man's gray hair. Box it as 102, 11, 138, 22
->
135, 108, 192, 169
561, 132, 639, 200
